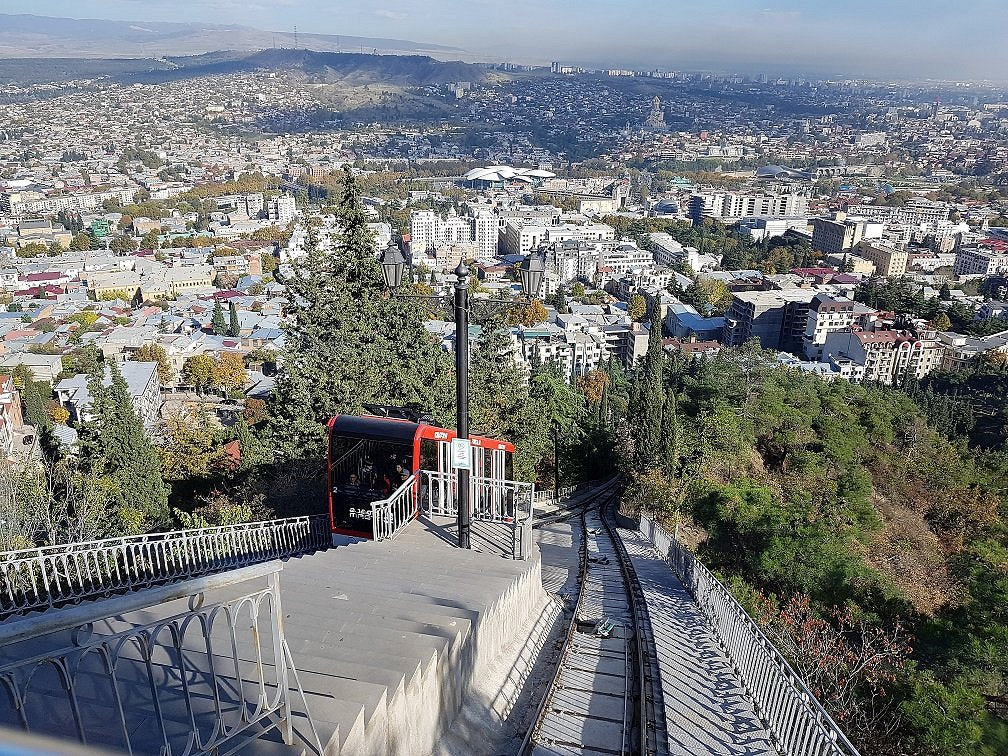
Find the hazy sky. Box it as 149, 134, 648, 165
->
8, 1, 1008, 81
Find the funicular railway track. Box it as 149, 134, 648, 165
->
522, 488, 657, 755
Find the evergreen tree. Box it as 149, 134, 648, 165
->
79, 362, 170, 534
22, 380, 50, 429
211, 299, 227, 335
269, 167, 454, 461
637, 313, 665, 469
228, 301, 241, 338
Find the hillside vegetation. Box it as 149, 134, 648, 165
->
619, 327, 1008, 756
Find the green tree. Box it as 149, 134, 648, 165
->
628, 293, 648, 321
22, 380, 51, 429
78, 361, 169, 533
140, 229, 160, 250
182, 353, 215, 394
637, 316, 665, 468
931, 312, 952, 332
211, 299, 227, 335
269, 167, 454, 461
228, 301, 241, 338
132, 343, 175, 386
69, 233, 92, 251
108, 235, 138, 254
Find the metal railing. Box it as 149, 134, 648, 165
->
419, 470, 536, 559
371, 472, 420, 541
0, 515, 331, 619
532, 483, 585, 505
638, 513, 861, 756
0, 561, 323, 756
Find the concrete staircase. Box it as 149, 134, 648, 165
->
0, 523, 547, 756
262, 530, 546, 755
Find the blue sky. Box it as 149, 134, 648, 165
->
7, 1, 1006, 80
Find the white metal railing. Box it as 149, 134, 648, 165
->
0, 515, 331, 619
533, 483, 585, 505
638, 513, 861, 756
0, 561, 323, 756
370, 472, 420, 541
418, 470, 536, 559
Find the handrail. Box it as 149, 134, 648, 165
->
0, 514, 331, 619
638, 512, 861, 756
0, 562, 324, 756
417, 470, 536, 558
370, 472, 420, 541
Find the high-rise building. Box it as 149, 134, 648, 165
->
267, 195, 296, 224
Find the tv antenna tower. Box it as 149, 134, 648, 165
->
293, 25, 298, 50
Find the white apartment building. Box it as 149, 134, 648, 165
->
953, 246, 1008, 276
691, 192, 808, 220
802, 294, 879, 360
267, 195, 296, 224
822, 329, 943, 385
847, 198, 950, 227
1, 188, 135, 216
503, 220, 614, 257
471, 211, 499, 258
410, 210, 472, 255
518, 327, 609, 379
600, 241, 653, 274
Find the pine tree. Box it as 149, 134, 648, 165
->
211, 299, 227, 335
228, 301, 241, 338
79, 362, 170, 534
269, 167, 454, 461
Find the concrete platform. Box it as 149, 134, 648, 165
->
1, 530, 547, 756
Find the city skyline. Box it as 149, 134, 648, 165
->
2, 1, 1007, 82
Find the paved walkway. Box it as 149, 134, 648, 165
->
617, 527, 777, 756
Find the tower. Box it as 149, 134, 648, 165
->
646, 96, 665, 130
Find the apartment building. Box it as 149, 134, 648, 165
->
690, 191, 808, 221
822, 328, 943, 385
502, 220, 614, 257
56, 361, 162, 427
811, 213, 883, 255
723, 289, 815, 351
953, 245, 1008, 276
847, 198, 950, 226
856, 240, 909, 276
802, 293, 879, 360
267, 195, 296, 224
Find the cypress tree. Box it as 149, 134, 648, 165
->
211, 299, 227, 335
228, 301, 241, 338
23, 380, 50, 428
79, 362, 169, 533
638, 311, 665, 470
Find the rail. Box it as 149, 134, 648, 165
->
0, 514, 331, 619
370, 472, 420, 541
639, 513, 861, 756
0, 561, 323, 756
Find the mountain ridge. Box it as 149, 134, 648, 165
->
0, 12, 464, 59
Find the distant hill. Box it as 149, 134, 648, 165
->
0, 13, 463, 59
141, 49, 489, 86
0, 48, 490, 87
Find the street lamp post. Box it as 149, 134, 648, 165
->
453, 261, 472, 549
380, 242, 545, 549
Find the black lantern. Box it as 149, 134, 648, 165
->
380, 242, 407, 290
519, 251, 545, 299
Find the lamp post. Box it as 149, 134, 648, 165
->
380, 242, 545, 549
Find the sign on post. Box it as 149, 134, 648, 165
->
450, 438, 473, 470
